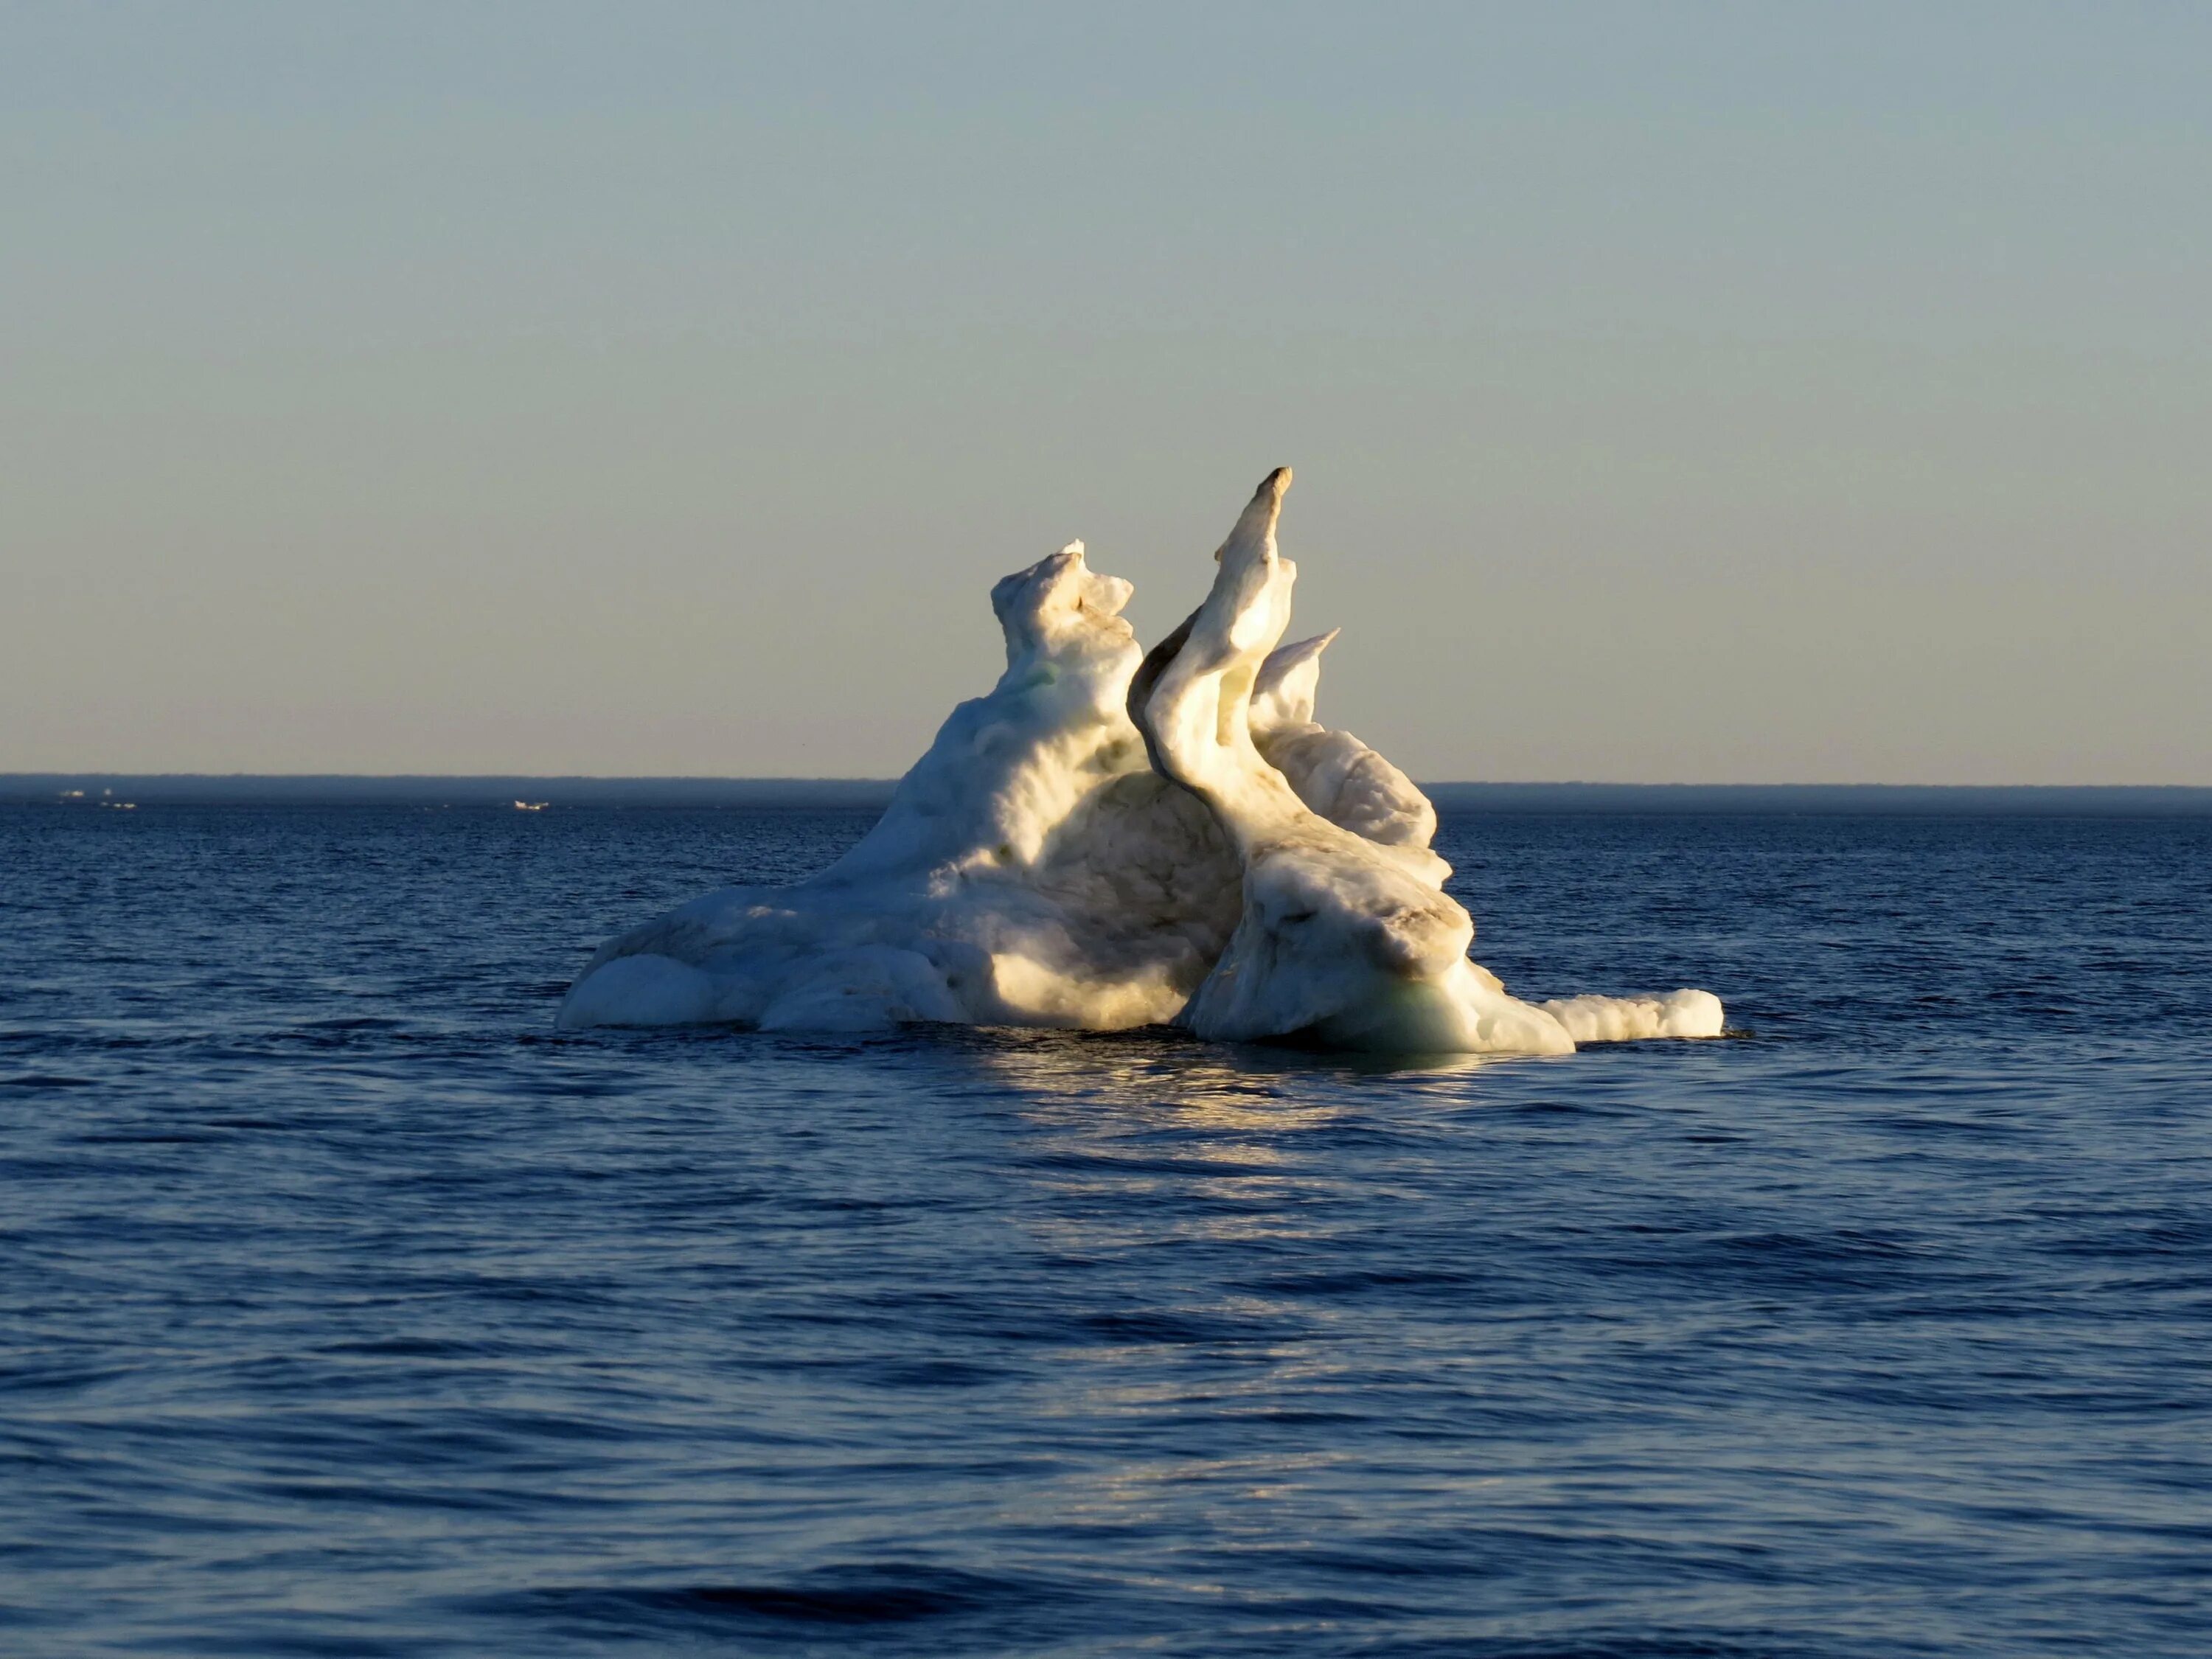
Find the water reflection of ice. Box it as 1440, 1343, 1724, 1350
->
963, 1025, 1511, 1113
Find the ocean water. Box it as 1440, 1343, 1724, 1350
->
2, 803, 2208, 1658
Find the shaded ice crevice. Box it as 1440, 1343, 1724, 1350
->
558, 472, 1724, 1051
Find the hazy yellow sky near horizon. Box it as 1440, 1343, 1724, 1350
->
4, 4, 2208, 783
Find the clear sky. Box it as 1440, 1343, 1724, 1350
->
4, 3, 2207, 782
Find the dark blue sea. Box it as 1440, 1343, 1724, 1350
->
4, 803, 2208, 1658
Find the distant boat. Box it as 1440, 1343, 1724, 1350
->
513, 801, 549, 812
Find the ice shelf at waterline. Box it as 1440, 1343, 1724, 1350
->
558, 470, 1723, 1053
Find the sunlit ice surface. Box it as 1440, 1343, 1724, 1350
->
561, 470, 1722, 1054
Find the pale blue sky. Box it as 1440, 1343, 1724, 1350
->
4, 3, 2207, 781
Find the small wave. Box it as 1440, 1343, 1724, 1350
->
476, 1563, 1080, 1639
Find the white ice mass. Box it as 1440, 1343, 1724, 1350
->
559, 469, 1725, 1054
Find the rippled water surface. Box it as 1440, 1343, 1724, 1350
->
4, 804, 2208, 1657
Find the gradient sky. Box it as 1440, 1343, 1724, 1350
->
4, 3, 2207, 782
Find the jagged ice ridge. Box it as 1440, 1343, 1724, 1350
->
558, 470, 1724, 1054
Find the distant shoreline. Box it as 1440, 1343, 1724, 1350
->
5, 775, 2210, 816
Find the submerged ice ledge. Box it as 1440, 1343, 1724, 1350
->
559, 470, 1724, 1054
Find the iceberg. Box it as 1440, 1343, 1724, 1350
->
559, 469, 1725, 1053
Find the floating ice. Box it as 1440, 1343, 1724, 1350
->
559, 470, 1725, 1053
560, 545, 1239, 1034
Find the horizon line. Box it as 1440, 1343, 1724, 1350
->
9, 772, 2212, 791
7, 773, 2211, 818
